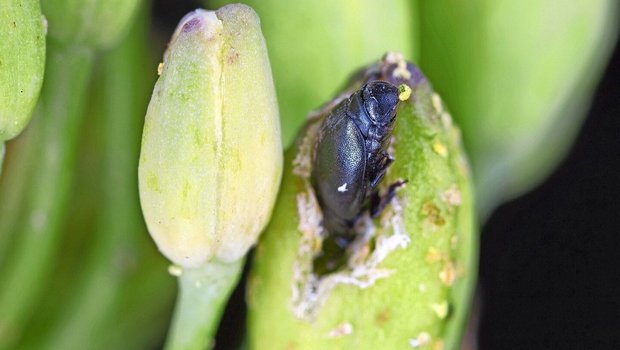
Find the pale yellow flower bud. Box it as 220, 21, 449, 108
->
139, 5, 282, 268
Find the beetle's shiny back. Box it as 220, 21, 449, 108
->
311, 81, 400, 237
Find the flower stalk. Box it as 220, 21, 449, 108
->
165, 261, 243, 350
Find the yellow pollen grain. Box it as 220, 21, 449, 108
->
398, 84, 412, 101
157, 62, 164, 76
441, 112, 453, 128
392, 57, 412, 80
425, 247, 442, 264
441, 185, 462, 206
432, 142, 448, 157
409, 332, 431, 348
431, 93, 443, 114
439, 260, 456, 286
431, 301, 449, 319
327, 322, 353, 338
167, 264, 183, 277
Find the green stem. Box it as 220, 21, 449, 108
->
0, 121, 39, 266
0, 41, 93, 348
165, 260, 244, 350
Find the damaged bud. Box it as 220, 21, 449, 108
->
138, 6, 282, 268
248, 55, 477, 350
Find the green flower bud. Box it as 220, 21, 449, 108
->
40, 0, 141, 49
248, 56, 477, 349
0, 0, 45, 141
139, 6, 282, 268
418, 0, 618, 216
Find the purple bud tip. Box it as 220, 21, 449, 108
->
182, 17, 202, 33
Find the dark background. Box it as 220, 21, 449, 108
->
478, 38, 620, 348
154, 2, 620, 349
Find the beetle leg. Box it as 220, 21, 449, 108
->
381, 153, 394, 168
370, 179, 408, 217
369, 152, 393, 189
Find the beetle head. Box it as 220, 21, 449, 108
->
362, 81, 399, 125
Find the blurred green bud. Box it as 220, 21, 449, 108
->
139, 6, 282, 269
0, 0, 45, 141
40, 0, 140, 49
418, 0, 618, 217
248, 57, 477, 349
212, 0, 415, 147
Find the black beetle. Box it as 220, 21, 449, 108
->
311, 81, 405, 275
